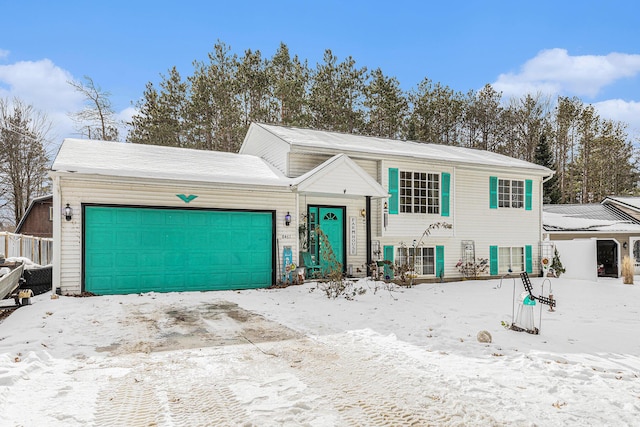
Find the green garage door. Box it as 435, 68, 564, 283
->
84, 206, 274, 295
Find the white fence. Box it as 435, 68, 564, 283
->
0, 232, 53, 266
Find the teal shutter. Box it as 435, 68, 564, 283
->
436, 245, 445, 278
525, 179, 533, 211
441, 172, 450, 217
489, 245, 498, 275
388, 168, 399, 214
383, 245, 394, 279
489, 176, 498, 209
525, 245, 532, 273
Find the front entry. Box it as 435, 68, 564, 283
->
596, 239, 618, 277
308, 206, 346, 275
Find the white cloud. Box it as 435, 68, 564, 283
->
594, 99, 640, 136
493, 48, 640, 99
0, 58, 136, 147
0, 59, 83, 110
0, 49, 9, 60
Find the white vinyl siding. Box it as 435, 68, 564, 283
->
238, 125, 291, 174
289, 152, 378, 179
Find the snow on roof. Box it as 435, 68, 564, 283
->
256, 123, 553, 174
543, 204, 640, 232
51, 139, 291, 187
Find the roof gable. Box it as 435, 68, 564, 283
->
294, 154, 388, 198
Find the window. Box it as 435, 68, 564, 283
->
399, 171, 439, 214
395, 246, 435, 275
498, 179, 524, 208
498, 247, 524, 273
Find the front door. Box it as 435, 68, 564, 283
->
308, 206, 345, 275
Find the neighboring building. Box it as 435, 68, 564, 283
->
51, 124, 553, 295
543, 202, 640, 278
15, 194, 53, 238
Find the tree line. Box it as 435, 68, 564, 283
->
1, 41, 638, 227
128, 41, 638, 204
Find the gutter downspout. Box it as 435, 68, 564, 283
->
51, 173, 61, 298
366, 196, 371, 276
540, 173, 555, 252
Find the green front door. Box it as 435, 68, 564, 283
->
310, 206, 345, 275
84, 206, 274, 294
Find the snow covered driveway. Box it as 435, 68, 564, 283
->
1, 277, 640, 426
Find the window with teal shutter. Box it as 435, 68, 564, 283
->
388, 168, 398, 215
489, 245, 498, 275
383, 245, 394, 279
525, 245, 532, 273
525, 180, 533, 211
489, 176, 498, 209
436, 245, 445, 278
441, 172, 450, 217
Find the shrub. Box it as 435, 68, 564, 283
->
622, 255, 634, 285
312, 227, 366, 299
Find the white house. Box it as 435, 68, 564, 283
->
50, 123, 553, 295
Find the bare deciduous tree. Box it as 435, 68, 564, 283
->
69, 76, 119, 141
0, 97, 51, 227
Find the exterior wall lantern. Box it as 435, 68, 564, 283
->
64, 204, 73, 221
284, 212, 292, 226
360, 208, 366, 218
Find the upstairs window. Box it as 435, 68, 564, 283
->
498, 179, 524, 208
399, 171, 439, 214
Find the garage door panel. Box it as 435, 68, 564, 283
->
84, 206, 273, 294
116, 210, 139, 225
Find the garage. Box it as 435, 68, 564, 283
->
84, 205, 274, 294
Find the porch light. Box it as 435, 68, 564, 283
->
360, 208, 366, 218
64, 204, 73, 221
284, 212, 292, 226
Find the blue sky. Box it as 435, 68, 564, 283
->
1, 0, 639, 150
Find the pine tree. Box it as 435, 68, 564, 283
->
269, 43, 310, 126
309, 49, 366, 133
363, 68, 408, 139
408, 78, 464, 145
534, 133, 560, 203
462, 84, 504, 151
128, 67, 188, 147
188, 41, 243, 152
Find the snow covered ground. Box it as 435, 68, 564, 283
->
0, 275, 639, 426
